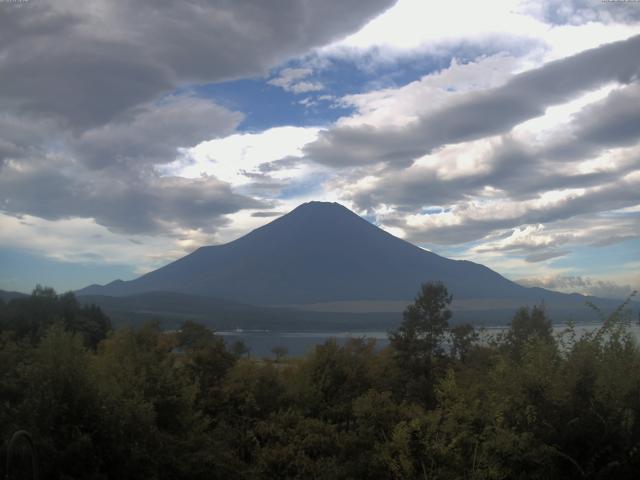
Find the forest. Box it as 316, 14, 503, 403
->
1, 283, 639, 479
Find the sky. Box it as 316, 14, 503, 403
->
0, 0, 639, 299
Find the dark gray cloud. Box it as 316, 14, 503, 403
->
0, 96, 253, 234
0, 114, 63, 166
72, 96, 242, 170
349, 140, 639, 215
0, 154, 263, 234
2, 100, 294, 234
0, 0, 395, 129
386, 177, 640, 245
251, 211, 286, 218
348, 81, 640, 215
0, 0, 395, 234
303, 34, 640, 168
489, 84, 640, 198
257, 156, 306, 174
561, 84, 640, 152
1, 37, 174, 130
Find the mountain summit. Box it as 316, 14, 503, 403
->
77, 202, 580, 309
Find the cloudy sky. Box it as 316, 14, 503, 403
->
1, 0, 639, 299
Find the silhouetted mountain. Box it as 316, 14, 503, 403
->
77, 202, 625, 319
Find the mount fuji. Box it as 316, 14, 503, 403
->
77, 202, 624, 327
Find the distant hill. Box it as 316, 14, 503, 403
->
77, 202, 632, 325
0, 289, 28, 302
78, 290, 627, 332
77, 291, 401, 331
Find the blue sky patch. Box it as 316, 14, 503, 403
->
194, 42, 534, 132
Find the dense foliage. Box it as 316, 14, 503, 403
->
1, 283, 639, 479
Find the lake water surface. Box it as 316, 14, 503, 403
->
218, 322, 640, 358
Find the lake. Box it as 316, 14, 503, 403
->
217, 321, 640, 358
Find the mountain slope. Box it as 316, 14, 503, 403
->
76, 202, 603, 310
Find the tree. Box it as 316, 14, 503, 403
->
389, 282, 452, 404
506, 305, 553, 358
61, 294, 111, 349
390, 282, 452, 358
176, 320, 236, 413
16, 324, 103, 479
272, 346, 288, 363
231, 340, 250, 359
177, 320, 217, 351
0, 287, 110, 348
449, 323, 478, 362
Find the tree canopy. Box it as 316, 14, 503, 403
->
1, 285, 639, 479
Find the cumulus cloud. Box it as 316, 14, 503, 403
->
0, 95, 263, 235
522, 0, 640, 25
0, 213, 184, 271
299, 36, 640, 274
0, 152, 263, 235
161, 126, 332, 204
73, 96, 243, 170
557, 83, 640, 154
0, 0, 395, 129
0, 0, 394, 237
395, 176, 640, 245
0, 114, 62, 168
473, 224, 574, 254
303, 35, 640, 168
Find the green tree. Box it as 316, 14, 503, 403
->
92, 321, 207, 479
390, 282, 452, 358
177, 320, 236, 415
0, 286, 110, 348
16, 324, 103, 479
449, 323, 478, 362
389, 281, 452, 404
272, 345, 288, 363
231, 340, 251, 359
506, 305, 553, 358
177, 320, 217, 351
291, 338, 378, 425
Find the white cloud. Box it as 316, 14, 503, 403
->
337, 53, 521, 129
164, 126, 322, 186
323, 0, 639, 63
471, 224, 574, 253
517, 275, 637, 299
268, 67, 324, 94
0, 213, 186, 271
329, 0, 541, 51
